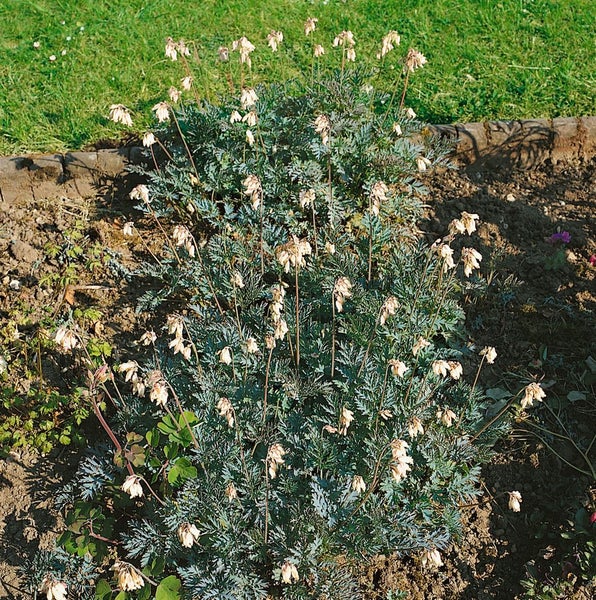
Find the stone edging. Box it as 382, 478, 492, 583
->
0, 117, 594, 204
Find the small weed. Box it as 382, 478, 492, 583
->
0, 386, 89, 454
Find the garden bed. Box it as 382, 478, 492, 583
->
0, 152, 594, 598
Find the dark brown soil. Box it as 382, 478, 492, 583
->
0, 157, 594, 598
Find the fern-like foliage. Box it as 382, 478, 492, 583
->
53, 60, 502, 600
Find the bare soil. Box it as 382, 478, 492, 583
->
0, 157, 594, 598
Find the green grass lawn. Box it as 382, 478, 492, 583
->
1, 0, 594, 154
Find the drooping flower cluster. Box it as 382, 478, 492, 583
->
217, 397, 235, 427
130, 183, 150, 204
338, 406, 355, 436
165, 37, 190, 62
508, 490, 522, 512
152, 101, 170, 123
232, 36, 255, 67
416, 155, 432, 172
240, 87, 258, 109
520, 382, 546, 409
380, 296, 399, 326
281, 561, 299, 584
108, 104, 133, 127
267, 30, 283, 52
404, 48, 427, 73
408, 416, 425, 439
112, 561, 144, 591
231, 271, 244, 289
333, 30, 356, 62
377, 30, 401, 59
39, 575, 68, 600
480, 346, 497, 364
449, 211, 479, 236
390, 439, 413, 482
299, 188, 315, 209
122, 474, 143, 499
370, 181, 389, 216
225, 482, 238, 501
181, 75, 193, 91
412, 336, 430, 356
243, 174, 261, 209
432, 360, 450, 377
267, 443, 286, 478
167, 314, 192, 361
54, 326, 78, 352
245, 337, 259, 354
275, 235, 312, 273
388, 358, 408, 378
219, 346, 232, 365
434, 242, 456, 271
431, 359, 461, 380
269, 284, 289, 340
177, 522, 201, 547
314, 114, 331, 145
437, 406, 457, 427
118, 360, 145, 396
351, 475, 366, 494
420, 548, 443, 569
333, 277, 352, 312
140, 330, 157, 345
172, 224, 195, 257
242, 110, 258, 127
147, 370, 168, 406
304, 17, 318, 36
461, 247, 483, 277
142, 131, 156, 147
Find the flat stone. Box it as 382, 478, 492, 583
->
28, 154, 64, 182
485, 120, 523, 146
0, 156, 34, 203
427, 125, 457, 139
64, 151, 98, 178
512, 119, 554, 168
580, 116, 596, 158
454, 122, 488, 157
97, 149, 129, 177
59, 179, 97, 199
552, 117, 579, 140
520, 119, 553, 142
552, 117, 580, 159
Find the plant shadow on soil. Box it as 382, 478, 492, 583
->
0, 155, 594, 599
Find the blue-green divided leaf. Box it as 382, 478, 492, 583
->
155, 576, 182, 600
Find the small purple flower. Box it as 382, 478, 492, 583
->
549, 231, 571, 244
